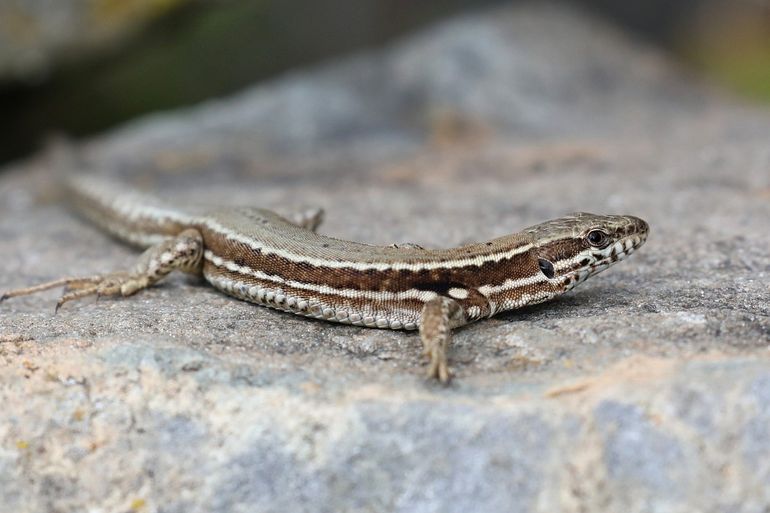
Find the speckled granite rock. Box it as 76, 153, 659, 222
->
1, 3, 768, 512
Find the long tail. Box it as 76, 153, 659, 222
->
64, 175, 199, 248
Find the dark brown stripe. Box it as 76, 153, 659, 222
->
537, 238, 587, 264
201, 225, 541, 294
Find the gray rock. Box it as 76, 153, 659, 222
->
1, 2, 769, 512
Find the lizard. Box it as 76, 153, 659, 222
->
1, 175, 649, 382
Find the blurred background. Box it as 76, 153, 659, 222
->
1, 0, 768, 166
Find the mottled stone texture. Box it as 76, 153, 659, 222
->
0, 2, 768, 512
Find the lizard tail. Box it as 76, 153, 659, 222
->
65, 175, 199, 248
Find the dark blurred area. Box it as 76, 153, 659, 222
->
1, 0, 768, 165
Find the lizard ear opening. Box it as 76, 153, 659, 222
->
538, 258, 555, 279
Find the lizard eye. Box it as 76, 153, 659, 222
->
586, 230, 609, 248
538, 258, 555, 279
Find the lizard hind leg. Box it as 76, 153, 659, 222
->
290, 207, 325, 232
419, 296, 466, 384
1, 229, 204, 312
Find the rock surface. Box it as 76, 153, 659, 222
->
1, 2, 769, 512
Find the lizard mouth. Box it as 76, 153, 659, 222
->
562, 232, 648, 290
591, 232, 647, 269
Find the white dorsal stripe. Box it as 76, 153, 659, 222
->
200, 219, 533, 272
72, 177, 535, 271
204, 251, 439, 302
205, 249, 551, 303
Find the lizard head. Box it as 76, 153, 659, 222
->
526, 212, 649, 292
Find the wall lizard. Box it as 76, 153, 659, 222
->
2, 176, 649, 382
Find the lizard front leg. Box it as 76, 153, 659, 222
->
420, 296, 466, 383
1, 229, 204, 311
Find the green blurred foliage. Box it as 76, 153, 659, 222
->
1, 0, 769, 165
0, 0, 499, 163
678, 4, 770, 101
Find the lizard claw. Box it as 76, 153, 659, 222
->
390, 242, 425, 250
424, 346, 452, 384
